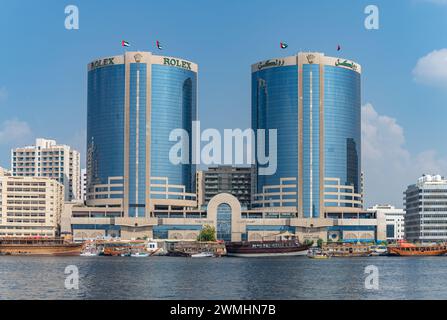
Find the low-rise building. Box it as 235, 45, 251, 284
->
63, 192, 323, 243
325, 208, 383, 243
63, 191, 385, 243
368, 204, 405, 241
0, 172, 64, 237
202, 166, 254, 208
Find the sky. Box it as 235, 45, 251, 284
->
1, 0, 447, 208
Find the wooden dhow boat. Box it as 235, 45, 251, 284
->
0, 237, 83, 256
387, 241, 447, 256
321, 243, 371, 257
225, 240, 309, 257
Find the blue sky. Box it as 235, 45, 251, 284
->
1, 0, 447, 207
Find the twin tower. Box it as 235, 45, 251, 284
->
86, 51, 361, 219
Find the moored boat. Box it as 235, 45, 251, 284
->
130, 252, 149, 258
102, 240, 146, 257
146, 241, 164, 256
225, 240, 309, 257
0, 237, 83, 256
307, 248, 330, 259
80, 251, 98, 257
369, 245, 388, 256
322, 243, 371, 257
166, 240, 226, 257
191, 252, 214, 258
387, 242, 447, 256
80, 242, 99, 256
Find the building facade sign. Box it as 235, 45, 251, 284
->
163, 57, 192, 70
89, 58, 115, 70
257, 59, 285, 70
335, 58, 358, 71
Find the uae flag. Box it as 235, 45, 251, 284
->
280, 42, 288, 49
122, 40, 130, 47
156, 40, 163, 50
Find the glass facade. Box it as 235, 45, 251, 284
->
323, 66, 361, 194
252, 54, 361, 218
87, 64, 125, 189
251, 66, 299, 206
386, 224, 395, 239
216, 203, 232, 241
87, 54, 197, 217
151, 64, 197, 197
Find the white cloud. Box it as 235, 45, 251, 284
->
362, 103, 447, 207
0, 119, 32, 145
412, 49, 447, 87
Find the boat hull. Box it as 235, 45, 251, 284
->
225, 240, 308, 258
308, 255, 330, 259
102, 241, 146, 256
328, 252, 371, 257
0, 244, 83, 256
388, 247, 447, 256
191, 253, 214, 258
322, 244, 372, 257
227, 250, 307, 257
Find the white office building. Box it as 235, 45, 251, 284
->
11, 138, 81, 201
0, 171, 64, 237
81, 168, 87, 201
368, 204, 405, 241
404, 174, 447, 242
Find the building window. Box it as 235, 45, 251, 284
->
216, 203, 232, 242
386, 224, 395, 239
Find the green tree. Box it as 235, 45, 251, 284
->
304, 239, 314, 247
317, 238, 323, 248
197, 225, 216, 242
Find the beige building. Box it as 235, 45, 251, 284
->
196, 170, 205, 207
0, 172, 64, 237
11, 138, 81, 201
368, 205, 405, 241
63, 190, 383, 243
0, 167, 11, 176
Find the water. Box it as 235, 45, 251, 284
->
1, 256, 447, 299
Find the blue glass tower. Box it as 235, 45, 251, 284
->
252, 52, 361, 218
87, 52, 197, 217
